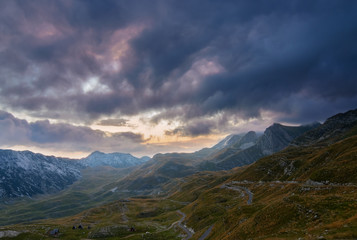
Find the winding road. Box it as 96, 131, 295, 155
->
198, 224, 214, 240
176, 210, 193, 240
220, 183, 253, 205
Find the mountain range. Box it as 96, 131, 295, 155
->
0, 121, 319, 201
200, 122, 321, 170
0, 109, 357, 239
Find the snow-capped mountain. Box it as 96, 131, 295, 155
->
0, 150, 82, 199
80, 151, 150, 168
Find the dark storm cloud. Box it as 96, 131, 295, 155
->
0, 0, 356, 124
0, 110, 145, 152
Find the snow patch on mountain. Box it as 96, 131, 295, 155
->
0, 149, 82, 199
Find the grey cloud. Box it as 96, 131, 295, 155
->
0, 1, 356, 125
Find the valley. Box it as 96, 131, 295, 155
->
0, 109, 357, 239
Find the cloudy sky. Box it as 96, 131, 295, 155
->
0, 0, 356, 158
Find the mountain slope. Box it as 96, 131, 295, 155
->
177, 109, 357, 239
108, 154, 197, 194
0, 150, 82, 199
107, 133, 249, 193
234, 109, 357, 183
211, 134, 245, 150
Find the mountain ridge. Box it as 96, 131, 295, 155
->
199, 122, 321, 170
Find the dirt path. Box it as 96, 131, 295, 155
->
176, 210, 193, 240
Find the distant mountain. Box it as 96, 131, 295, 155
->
0, 150, 82, 199
149, 133, 248, 164
80, 151, 150, 168
110, 134, 252, 193
200, 122, 321, 170
109, 154, 197, 194
0, 150, 149, 200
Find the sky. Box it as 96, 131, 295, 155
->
0, 0, 356, 158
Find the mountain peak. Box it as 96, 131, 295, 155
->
88, 151, 104, 157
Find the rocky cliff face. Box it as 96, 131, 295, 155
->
80, 151, 149, 168
257, 123, 321, 155
0, 150, 82, 199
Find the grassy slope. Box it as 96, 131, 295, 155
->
179, 131, 357, 239
0, 167, 134, 226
